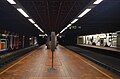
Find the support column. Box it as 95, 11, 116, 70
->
51, 32, 56, 51
48, 32, 56, 72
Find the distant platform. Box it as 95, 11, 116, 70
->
77, 44, 120, 53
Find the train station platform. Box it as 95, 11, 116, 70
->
0, 45, 119, 79
66, 45, 120, 75
76, 44, 120, 59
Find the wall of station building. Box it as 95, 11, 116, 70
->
77, 31, 120, 48
0, 30, 38, 52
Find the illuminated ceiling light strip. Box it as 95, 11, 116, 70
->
60, 30, 64, 34
17, 8, 29, 17
64, 27, 68, 30
57, 34, 59, 36
28, 19, 35, 24
71, 19, 78, 24
60, 28, 66, 34
67, 24, 72, 27
7, 0, 16, 4
38, 28, 44, 33
78, 9, 91, 18
93, 0, 103, 4
60, 24, 72, 34
34, 24, 44, 33
34, 24, 38, 28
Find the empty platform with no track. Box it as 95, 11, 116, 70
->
0, 45, 119, 79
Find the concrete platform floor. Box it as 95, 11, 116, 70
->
0, 45, 119, 79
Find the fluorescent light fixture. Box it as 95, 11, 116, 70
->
60, 24, 72, 34
38, 28, 44, 33
17, 8, 29, 17
34, 24, 44, 33
60, 30, 64, 33
60, 28, 66, 34
78, 9, 91, 18
71, 19, 78, 24
28, 19, 35, 24
93, 0, 103, 4
64, 27, 68, 30
34, 24, 39, 28
67, 24, 72, 28
57, 34, 59, 36
7, 0, 16, 4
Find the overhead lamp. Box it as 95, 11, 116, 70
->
67, 24, 72, 28
65, 24, 71, 29
7, 0, 16, 4
93, 0, 103, 4
37, 28, 44, 33
34, 24, 39, 28
59, 24, 72, 34
17, 8, 29, 17
60, 30, 64, 34
57, 34, 59, 36
78, 9, 91, 18
60, 30, 63, 33
71, 19, 78, 24
64, 27, 68, 30
60, 28, 66, 34
28, 19, 35, 24
68, 24, 72, 26
34, 24, 44, 33
38, 28, 44, 33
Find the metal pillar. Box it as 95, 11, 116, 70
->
51, 32, 56, 68
48, 32, 56, 72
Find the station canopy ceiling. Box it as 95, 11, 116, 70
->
0, 0, 120, 36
